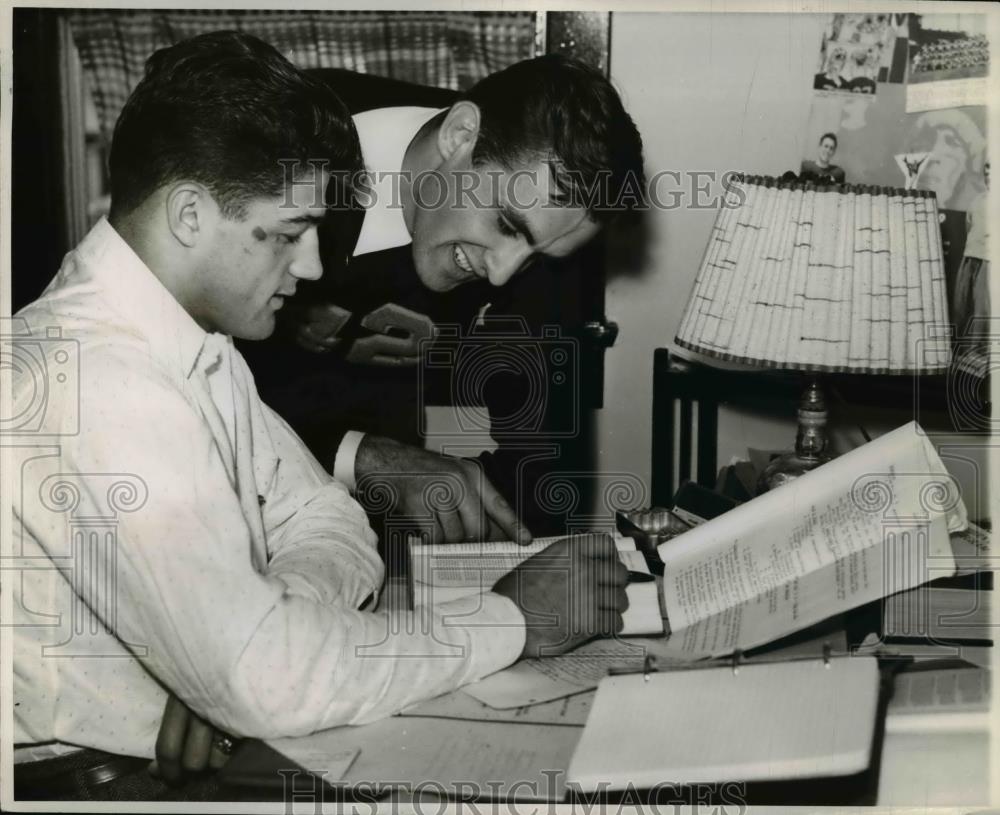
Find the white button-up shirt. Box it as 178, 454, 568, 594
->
10, 219, 524, 758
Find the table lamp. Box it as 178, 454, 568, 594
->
674, 175, 951, 492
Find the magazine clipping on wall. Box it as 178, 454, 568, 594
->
813, 12, 908, 96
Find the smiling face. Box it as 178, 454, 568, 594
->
190, 171, 327, 339
818, 136, 838, 167
409, 154, 601, 293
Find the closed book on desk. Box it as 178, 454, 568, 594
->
567, 656, 879, 791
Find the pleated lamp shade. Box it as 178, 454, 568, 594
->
675, 175, 952, 374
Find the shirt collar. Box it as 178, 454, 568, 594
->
352, 106, 445, 256
75, 218, 213, 379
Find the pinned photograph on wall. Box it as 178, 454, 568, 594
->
906, 14, 989, 112
813, 13, 908, 95
901, 107, 987, 211
802, 84, 909, 190
800, 133, 848, 185
894, 152, 931, 189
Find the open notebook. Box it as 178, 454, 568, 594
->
567, 655, 880, 790
409, 534, 664, 636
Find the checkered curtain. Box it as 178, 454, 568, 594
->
69, 9, 537, 142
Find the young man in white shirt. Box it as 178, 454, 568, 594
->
8, 31, 629, 800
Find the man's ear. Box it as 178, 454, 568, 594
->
436, 101, 481, 163
164, 182, 211, 248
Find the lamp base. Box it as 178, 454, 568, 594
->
756, 379, 832, 494
758, 450, 831, 493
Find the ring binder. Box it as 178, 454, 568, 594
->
606, 653, 661, 680
569, 656, 882, 791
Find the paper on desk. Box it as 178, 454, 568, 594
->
464, 636, 694, 709
658, 422, 964, 658
400, 687, 595, 726
950, 521, 992, 574
290, 717, 578, 800
466, 628, 852, 711
261, 740, 359, 782
877, 731, 990, 806
617, 549, 660, 636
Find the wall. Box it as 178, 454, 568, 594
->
594, 11, 990, 519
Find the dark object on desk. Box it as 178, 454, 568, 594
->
14, 749, 150, 801
14, 747, 225, 802
616, 484, 739, 574
220, 740, 328, 795
673, 480, 741, 521
715, 462, 756, 502
615, 510, 679, 575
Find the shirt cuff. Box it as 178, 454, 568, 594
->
333, 430, 366, 491
432, 591, 526, 681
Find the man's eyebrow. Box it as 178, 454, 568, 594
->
500, 202, 537, 246
279, 213, 325, 226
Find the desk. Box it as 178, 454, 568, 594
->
224, 458, 994, 805
223, 627, 991, 806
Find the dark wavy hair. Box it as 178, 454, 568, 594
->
109, 31, 364, 219
464, 54, 646, 222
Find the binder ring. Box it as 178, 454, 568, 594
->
643, 654, 658, 682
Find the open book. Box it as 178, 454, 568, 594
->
416, 422, 964, 670
409, 534, 664, 636
655, 421, 966, 658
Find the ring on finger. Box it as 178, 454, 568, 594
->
213, 735, 235, 756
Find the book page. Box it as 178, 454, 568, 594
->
658, 423, 963, 641
660, 513, 952, 658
